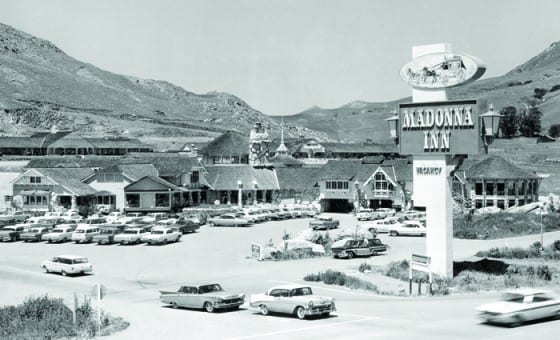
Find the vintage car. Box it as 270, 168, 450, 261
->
61, 210, 83, 223
140, 226, 181, 245
373, 208, 396, 219
476, 289, 560, 326
20, 226, 51, 242
71, 225, 100, 243
250, 285, 336, 319
0, 224, 29, 242
207, 214, 250, 227
115, 227, 150, 245
388, 222, 426, 237
331, 237, 388, 259
92, 226, 124, 245
236, 210, 258, 224
141, 212, 168, 224
160, 283, 245, 312
118, 212, 144, 224
356, 208, 375, 221
41, 224, 76, 243
165, 216, 201, 234
41, 254, 93, 276
0, 211, 30, 225
363, 217, 404, 234
309, 215, 340, 230
105, 211, 124, 223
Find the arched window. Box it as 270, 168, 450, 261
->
373, 172, 394, 192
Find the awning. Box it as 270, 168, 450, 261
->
18, 190, 50, 196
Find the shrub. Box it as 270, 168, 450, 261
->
537, 265, 553, 281
534, 88, 548, 100
550, 84, 560, 92
358, 262, 372, 273
507, 81, 523, 87
303, 270, 379, 292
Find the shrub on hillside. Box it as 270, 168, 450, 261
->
303, 270, 379, 292
358, 262, 372, 273
550, 84, 560, 92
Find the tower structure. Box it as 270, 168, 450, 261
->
249, 122, 270, 165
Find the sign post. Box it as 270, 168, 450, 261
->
410, 254, 432, 295
398, 43, 486, 278
91, 284, 106, 334
251, 243, 263, 261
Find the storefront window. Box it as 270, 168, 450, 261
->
155, 193, 170, 207
475, 182, 482, 195
126, 194, 140, 208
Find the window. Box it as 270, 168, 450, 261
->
98, 173, 122, 183
497, 183, 505, 196
325, 181, 349, 190
475, 200, 483, 208
126, 194, 140, 208
155, 193, 170, 207
373, 172, 393, 192
30, 176, 41, 184
475, 182, 483, 195
4, 195, 12, 203
191, 171, 199, 183
507, 182, 516, 196
486, 182, 494, 195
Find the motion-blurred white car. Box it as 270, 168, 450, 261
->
476, 289, 560, 326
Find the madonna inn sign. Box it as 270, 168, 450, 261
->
398, 99, 483, 155
400, 53, 486, 89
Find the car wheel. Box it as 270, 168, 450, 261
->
171, 302, 178, 309
390, 231, 398, 237
260, 304, 269, 316
347, 252, 354, 259
204, 302, 215, 313
209, 222, 215, 227
42, 266, 50, 273
295, 306, 306, 320
176, 236, 181, 242
510, 315, 523, 327
372, 250, 377, 256
47, 239, 52, 243
121, 241, 125, 245
61, 270, 67, 277
163, 239, 168, 245
323, 312, 330, 317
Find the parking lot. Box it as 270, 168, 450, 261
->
2, 213, 560, 339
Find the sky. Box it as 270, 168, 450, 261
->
1, 0, 560, 116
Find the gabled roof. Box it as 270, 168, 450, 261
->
124, 176, 183, 192
205, 165, 279, 190
33, 168, 97, 196
465, 156, 538, 180
199, 131, 249, 156
30, 131, 73, 147
0, 136, 44, 148
276, 167, 322, 190
122, 153, 203, 177
83, 163, 159, 182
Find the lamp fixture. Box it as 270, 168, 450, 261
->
479, 104, 503, 153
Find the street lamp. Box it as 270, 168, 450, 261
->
385, 114, 399, 145
237, 180, 243, 208
480, 104, 503, 154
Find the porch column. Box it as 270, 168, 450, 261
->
482, 179, 486, 207
263, 190, 268, 203
71, 195, 77, 210
523, 180, 528, 204
227, 191, 232, 205
492, 181, 497, 207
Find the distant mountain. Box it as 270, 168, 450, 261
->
0, 23, 327, 141
280, 42, 560, 141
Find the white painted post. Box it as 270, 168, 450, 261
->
97, 283, 101, 335
411, 43, 454, 278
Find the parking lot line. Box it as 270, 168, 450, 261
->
225, 316, 382, 340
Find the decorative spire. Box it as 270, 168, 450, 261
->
276, 116, 288, 155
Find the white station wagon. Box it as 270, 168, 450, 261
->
41, 255, 93, 276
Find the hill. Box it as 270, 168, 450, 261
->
0, 23, 326, 141
281, 42, 560, 142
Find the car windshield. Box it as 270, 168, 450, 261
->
151, 230, 164, 234
52, 229, 63, 233
123, 230, 138, 234
198, 284, 223, 293
72, 258, 88, 264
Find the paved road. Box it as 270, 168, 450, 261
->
1, 213, 560, 339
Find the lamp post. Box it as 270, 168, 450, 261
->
354, 180, 361, 213
480, 104, 503, 154
237, 180, 243, 208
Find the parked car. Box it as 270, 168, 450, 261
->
207, 214, 250, 227
36, 217, 67, 229
356, 208, 375, 221
388, 222, 426, 237
183, 213, 207, 226
309, 215, 340, 230
140, 226, 181, 245
141, 212, 168, 224
115, 227, 150, 245
61, 210, 83, 223
250, 285, 336, 319
41, 224, 76, 243
20, 226, 51, 242
92, 226, 124, 245
0, 224, 29, 242
476, 289, 560, 327
331, 237, 388, 259
160, 283, 245, 312
363, 217, 405, 234
71, 225, 100, 243
0, 211, 30, 225
372, 208, 396, 219
105, 212, 123, 223
167, 216, 200, 234
118, 212, 144, 224
41, 255, 93, 276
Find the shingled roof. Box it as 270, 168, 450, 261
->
37, 168, 97, 196
465, 156, 538, 180
199, 131, 249, 156
205, 165, 279, 190
122, 153, 203, 177
276, 167, 322, 190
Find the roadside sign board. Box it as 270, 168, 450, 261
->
251, 243, 263, 261
411, 254, 431, 273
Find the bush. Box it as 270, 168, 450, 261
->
303, 270, 379, 292
358, 262, 372, 273
550, 84, 560, 92
534, 88, 548, 100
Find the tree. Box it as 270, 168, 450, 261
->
519, 106, 542, 137
499, 106, 519, 138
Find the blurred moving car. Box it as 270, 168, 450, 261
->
331, 237, 388, 259
41, 254, 93, 276
207, 214, 250, 227
115, 227, 149, 245
0, 224, 28, 242
160, 283, 245, 312
20, 226, 50, 242
476, 289, 560, 327
309, 215, 339, 230
250, 285, 336, 319
140, 226, 181, 245
42, 224, 76, 243
388, 222, 426, 237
